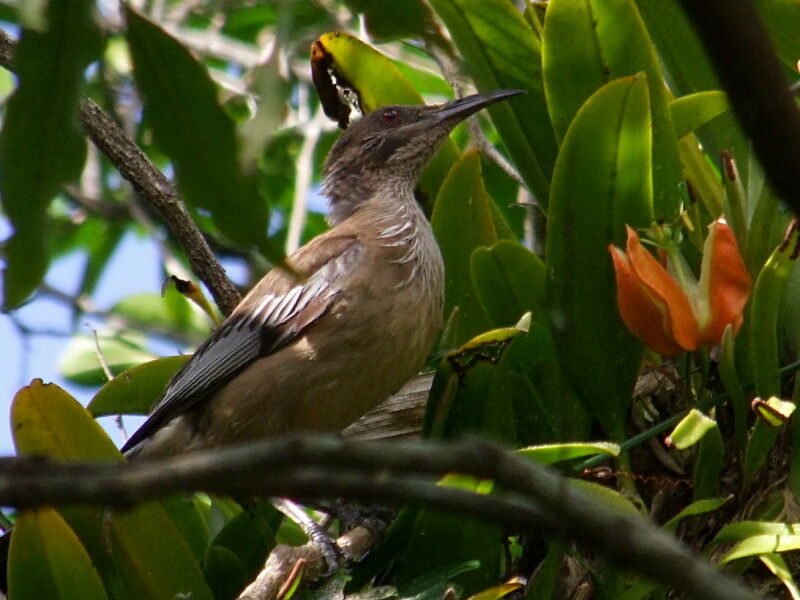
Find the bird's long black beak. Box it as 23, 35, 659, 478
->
432, 89, 524, 123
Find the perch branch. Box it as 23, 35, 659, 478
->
0, 436, 761, 600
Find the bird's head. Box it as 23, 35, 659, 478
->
322, 89, 522, 223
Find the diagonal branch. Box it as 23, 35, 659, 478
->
0, 30, 241, 315
0, 436, 760, 600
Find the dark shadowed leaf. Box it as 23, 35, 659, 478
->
0, 0, 102, 308
8, 509, 107, 600
125, 7, 276, 260
432, 150, 497, 344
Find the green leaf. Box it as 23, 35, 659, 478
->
471, 240, 546, 328
713, 521, 800, 544
545, 75, 652, 440
0, 0, 102, 308
432, 150, 498, 344
343, 0, 435, 40
753, 396, 796, 427
569, 480, 639, 515
112, 291, 211, 342
429, 0, 557, 204
125, 7, 275, 258
670, 91, 729, 138
517, 442, 620, 465
315, 32, 458, 201
662, 496, 730, 534
744, 226, 799, 485
59, 332, 156, 387
760, 553, 800, 600
11, 380, 213, 600
719, 325, 748, 451
542, 0, 683, 217
637, 0, 751, 188
8, 509, 108, 600
89, 355, 189, 417
12, 380, 123, 460
666, 409, 717, 449
203, 546, 250, 600
756, 0, 800, 74
721, 533, 800, 564
693, 420, 725, 500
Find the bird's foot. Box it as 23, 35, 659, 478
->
271, 497, 343, 576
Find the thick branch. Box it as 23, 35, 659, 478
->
0, 30, 241, 315
0, 436, 760, 600
677, 0, 800, 218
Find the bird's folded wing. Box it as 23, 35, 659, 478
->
121, 233, 361, 454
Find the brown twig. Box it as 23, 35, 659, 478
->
0, 29, 241, 316
237, 526, 381, 600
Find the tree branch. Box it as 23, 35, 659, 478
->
0, 30, 241, 316
677, 0, 800, 220
0, 436, 761, 600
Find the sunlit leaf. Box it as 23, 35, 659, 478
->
59, 332, 156, 386
88, 355, 189, 417
666, 409, 717, 449
517, 442, 620, 465
542, 0, 682, 217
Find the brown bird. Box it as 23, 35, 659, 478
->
122, 89, 522, 459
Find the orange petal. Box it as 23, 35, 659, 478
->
699, 220, 752, 345
623, 226, 701, 351
609, 244, 685, 355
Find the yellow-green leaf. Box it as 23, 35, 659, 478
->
8, 509, 107, 600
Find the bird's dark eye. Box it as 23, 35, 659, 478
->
380, 109, 400, 125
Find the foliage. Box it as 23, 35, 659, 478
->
2, 0, 800, 598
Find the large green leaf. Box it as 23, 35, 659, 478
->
89, 355, 190, 417
542, 0, 683, 217
58, 332, 156, 386
11, 380, 213, 600
8, 509, 107, 600
125, 7, 275, 259
545, 75, 652, 440
429, 0, 557, 205
343, 0, 435, 40
471, 240, 545, 327
431, 150, 498, 344
0, 0, 102, 308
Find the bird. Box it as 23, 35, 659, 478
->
122, 89, 523, 460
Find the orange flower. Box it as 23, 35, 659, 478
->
609, 220, 751, 355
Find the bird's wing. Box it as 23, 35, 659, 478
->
121, 232, 362, 454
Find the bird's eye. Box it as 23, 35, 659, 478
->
380, 109, 400, 125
